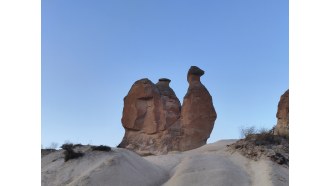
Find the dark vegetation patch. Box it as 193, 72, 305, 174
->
73, 143, 83, 148
228, 126, 289, 166
91, 145, 112, 152
60, 143, 84, 162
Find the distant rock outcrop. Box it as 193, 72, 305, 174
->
274, 89, 289, 136
118, 66, 217, 155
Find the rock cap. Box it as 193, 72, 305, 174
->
188, 66, 204, 76
159, 78, 171, 82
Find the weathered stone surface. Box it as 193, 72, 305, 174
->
121, 78, 161, 134
118, 66, 217, 155
118, 78, 182, 154
180, 66, 217, 150
274, 89, 289, 136
156, 79, 181, 131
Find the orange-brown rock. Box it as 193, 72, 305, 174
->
120, 78, 161, 134
118, 78, 182, 155
180, 66, 217, 150
156, 78, 181, 131
274, 89, 289, 136
118, 66, 217, 155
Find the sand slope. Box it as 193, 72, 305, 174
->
42, 146, 167, 186
41, 140, 288, 186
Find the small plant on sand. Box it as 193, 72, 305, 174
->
91, 145, 112, 152
240, 126, 256, 139
232, 125, 289, 165
73, 143, 83, 148
60, 143, 84, 162
240, 126, 282, 145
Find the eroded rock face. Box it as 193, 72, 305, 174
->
121, 78, 161, 134
156, 78, 181, 131
118, 78, 182, 155
274, 89, 289, 136
118, 66, 217, 155
180, 66, 217, 150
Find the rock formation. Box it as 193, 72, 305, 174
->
118, 66, 217, 155
180, 66, 217, 150
155, 78, 182, 131
274, 89, 289, 136
118, 78, 182, 155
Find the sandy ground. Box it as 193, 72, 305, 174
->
41, 140, 288, 186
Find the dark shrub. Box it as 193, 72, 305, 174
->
60, 143, 74, 150
256, 130, 284, 145
240, 126, 284, 145
60, 143, 84, 162
234, 125, 289, 165
91, 145, 111, 152
73, 143, 83, 147
270, 153, 288, 165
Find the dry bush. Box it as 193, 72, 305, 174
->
73, 143, 83, 148
232, 125, 289, 165
91, 145, 111, 152
60, 143, 84, 162
240, 126, 256, 140
240, 126, 282, 145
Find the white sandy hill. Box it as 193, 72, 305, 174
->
41, 140, 288, 186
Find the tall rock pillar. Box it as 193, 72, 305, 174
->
180, 66, 217, 150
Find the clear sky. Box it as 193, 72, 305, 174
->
41, 0, 288, 148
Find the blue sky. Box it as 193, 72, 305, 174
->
42, 0, 288, 148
